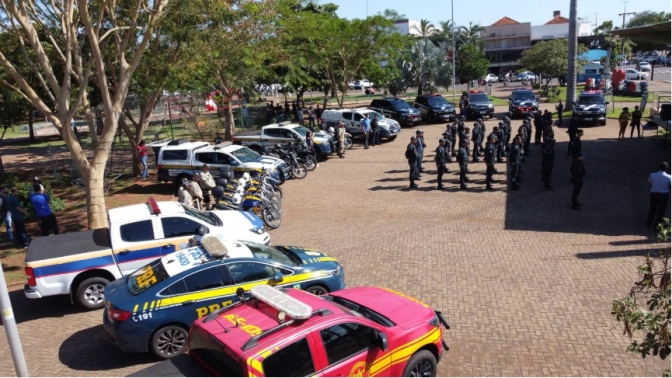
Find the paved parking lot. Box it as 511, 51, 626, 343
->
0, 110, 670, 376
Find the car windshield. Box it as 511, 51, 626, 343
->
577, 95, 603, 105
469, 94, 490, 102
127, 259, 170, 295
513, 92, 535, 101
428, 96, 450, 107
290, 126, 309, 137
243, 243, 300, 266
230, 146, 261, 163
181, 205, 222, 226
366, 110, 386, 120
321, 295, 396, 327
391, 100, 410, 110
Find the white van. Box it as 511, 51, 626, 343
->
321, 108, 401, 141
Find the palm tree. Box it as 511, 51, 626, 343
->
412, 19, 437, 40
403, 39, 453, 95
430, 20, 454, 51
459, 22, 485, 51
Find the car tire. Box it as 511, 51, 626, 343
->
151, 325, 188, 359
388, 136, 398, 141
305, 285, 329, 296
75, 277, 109, 310
403, 350, 437, 377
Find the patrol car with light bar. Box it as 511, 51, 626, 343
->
102, 236, 345, 358
572, 90, 609, 126
23, 198, 269, 311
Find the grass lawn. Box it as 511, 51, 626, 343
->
538, 85, 656, 103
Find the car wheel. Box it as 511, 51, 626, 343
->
388, 135, 398, 141
151, 325, 188, 359
403, 350, 437, 377
305, 285, 329, 296
76, 277, 109, 310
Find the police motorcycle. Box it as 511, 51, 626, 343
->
320, 126, 353, 151
267, 144, 308, 179
289, 136, 317, 171
216, 168, 282, 209
212, 172, 282, 229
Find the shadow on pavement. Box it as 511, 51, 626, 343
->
114, 183, 174, 196
575, 248, 657, 259
59, 324, 156, 371
0, 290, 83, 326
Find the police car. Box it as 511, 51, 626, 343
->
507, 88, 539, 118
572, 90, 609, 126
102, 236, 345, 358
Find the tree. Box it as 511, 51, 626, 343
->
455, 44, 488, 88
0, 84, 31, 141
594, 21, 614, 35
378, 9, 406, 22
0, 0, 170, 229
362, 58, 406, 97
403, 39, 453, 95
626, 11, 671, 28
612, 222, 670, 377
412, 19, 437, 39
430, 20, 455, 52
459, 22, 485, 51
520, 39, 588, 87
591, 21, 634, 69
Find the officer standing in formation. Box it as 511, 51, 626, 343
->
457, 140, 469, 189
415, 130, 427, 175
509, 135, 522, 190
484, 136, 496, 190
472, 122, 483, 162
568, 129, 583, 160
442, 126, 453, 162
435, 139, 448, 189
405, 136, 419, 188
503, 116, 512, 152
570, 153, 586, 209
496, 123, 506, 162
449, 120, 458, 156
541, 130, 556, 191
522, 117, 532, 156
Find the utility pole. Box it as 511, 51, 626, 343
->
451, 0, 456, 103
618, 1, 636, 61
366, 0, 368, 17
566, 0, 578, 106
0, 266, 29, 376
593, 13, 599, 28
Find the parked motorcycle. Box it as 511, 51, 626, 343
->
321, 127, 353, 151
290, 138, 317, 171
268, 144, 308, 179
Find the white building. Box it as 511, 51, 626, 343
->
531, 11, 592, 42
394, 19, 443, 36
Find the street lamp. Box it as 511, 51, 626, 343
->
451, 0, 456, 102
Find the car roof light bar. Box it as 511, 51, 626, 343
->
250, 285, 312, 320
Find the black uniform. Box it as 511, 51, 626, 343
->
484, 143, 496, 189
518, 125, 527, 154
457, 120, 465, 136
457, 145, 469, 188
370, 117, 380, 145
496, 128, 506, 161
472, 127, 482, 161
542, 138, 555, 189
533, 113, 543, 144
504, 120, 512, 151
449, 123, 458, 155
406, 143, 419, 187
543, 111, 553, 130
570, 159, 586, 207
509, 144, 521, 189
523, 122, 532, 156
569, 135, 582, 160
435, 144, 448, 188
631, 110, 642, 137
567, 121, 578, 142
459, 131, 470, 157
442, 132, 453, 161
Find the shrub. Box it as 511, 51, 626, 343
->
2, 174, 66, 220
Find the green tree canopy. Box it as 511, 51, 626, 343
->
455, 44, 488, 87
520, 39, 588, 85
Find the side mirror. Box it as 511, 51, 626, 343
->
272, 271, 283, 282
198, 227, 206, 236
377, 331, 389, 351
229, 160, 239, 166
236, 287, 245, 301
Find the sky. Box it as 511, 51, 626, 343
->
326, 0, 671, 29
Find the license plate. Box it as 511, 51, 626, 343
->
585, 118, 593, 121
479, 111, 487, 114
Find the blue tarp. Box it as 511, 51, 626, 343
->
579, 50, 609, 61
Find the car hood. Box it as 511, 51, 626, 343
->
333, 287, 434, 330
212, 210, 265, 231
396, 107, 420, 114
512, 100, 536, 106
254, 155, 284, 166
280, 246, 340, 269
574, 103, 605, 111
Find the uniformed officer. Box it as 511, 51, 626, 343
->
569, 129, 583, 161
509, 136, 522, 190
472, 123, 482, 162
405, 136, 419, 188
517, 122, 527, 157
477, 118, 486, 152
496, 123, 506, 162
503, 116, 512, 152
542, 109, 553, 131
484, 136, 496, 190
487, 126, 500, 173
570, 153, 586, 209
533, 111, 543, 145
457, 115, 466, 136
435, 139, 448, 189
542, 130, 556, 191
457, 140, 469, 189
415, 130, 426, 174
441, 129, 453, 162
449, 121, 458, 156
196, 164, 216, 210
460, 126, 471, 159
523, 118, 532, 156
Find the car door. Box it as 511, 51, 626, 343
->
257, 334, 319, 377
314, 321, 390, 377
159, 216, 209, 251
263, 128, 282, 144
156, 265, 235, 323
113, 219, 166, 275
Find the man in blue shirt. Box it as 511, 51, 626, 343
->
8, 187, 29, 247
361, 113, 371, 149
30, 184, 60, 236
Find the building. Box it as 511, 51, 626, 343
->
531, 11, 593, 42
481, 17, 531, 74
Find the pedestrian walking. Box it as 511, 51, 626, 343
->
0, 186, 13, 243
405, 137, 419, 188
7, 187, 29, 247
361, 113, 371, 149
308, 106, 316, 129
484, 136, 496, 190
336, 122, 346, 158
472, 123, 482, 162
415, 130, 426, 174
631, 106, 643, 138
646, 162, 671, 229
138, 140, 149, 180
542, 131, 556, 191
570, 153, 586, 209
509, 136, 522, 191
457, 140, 469, 189
435, 139, 448, 189
30, 184, 59, 236
569, 129, 583, 160
556, 100, 564, 125
618, 107, 631, 139
370, 114, 381, 145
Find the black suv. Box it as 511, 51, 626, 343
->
465, 90, 494, 119
413, 94, 456, 123
572, 90, 609, 126
369, 98, 421, 126
508, 88, 539, 118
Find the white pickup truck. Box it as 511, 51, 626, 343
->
231, 122, 335, 159
23, 198, 270, 310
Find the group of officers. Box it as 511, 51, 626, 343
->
405, 112, 587, 208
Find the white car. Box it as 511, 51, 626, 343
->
353, 79, 373, 89
624, 69, 649, 80
637, 62, 652, 72
482, 74, 498, 83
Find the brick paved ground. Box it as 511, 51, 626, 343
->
0, 106, 670, 376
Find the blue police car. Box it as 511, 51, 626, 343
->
102, 236, 345, 358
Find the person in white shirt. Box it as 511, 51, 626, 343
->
646, 162, 671, 229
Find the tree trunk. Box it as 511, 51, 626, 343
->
322, 87, 329, 109
330, 86, 336, 98
0, 152, 4, 177
28, 109, 35, 143
224, 99, 235, 140
417, 83, 423, 95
